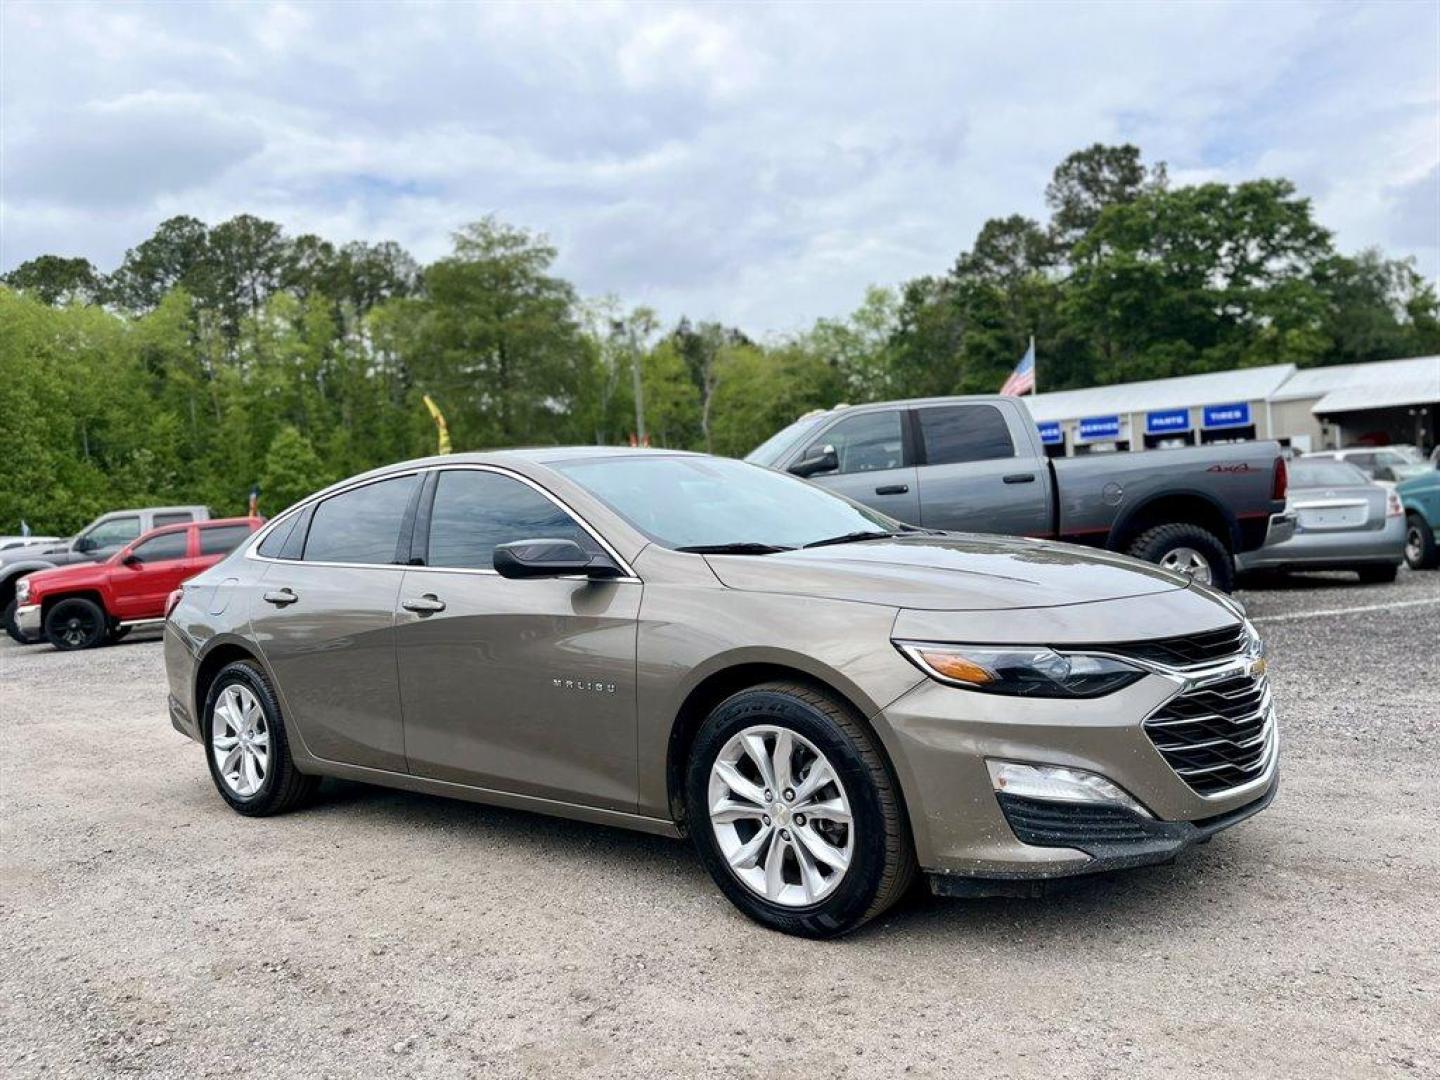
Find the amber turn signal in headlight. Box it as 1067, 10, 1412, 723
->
894, 642, 1146, 698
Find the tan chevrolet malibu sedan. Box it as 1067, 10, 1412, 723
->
164, 449, 1278, 937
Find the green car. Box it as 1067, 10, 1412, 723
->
1398, 468, 1440, 570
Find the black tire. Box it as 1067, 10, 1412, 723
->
203, 659, 320, 816
1127, 522, 1235, 593
44, 597, 108, 651
3, 598, 39, 645
1357, 564, 1398, 584
685, 681, 915, 938
1405, 513, 1439, 570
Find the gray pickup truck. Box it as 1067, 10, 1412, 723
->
745, 396, 1291, 592
1, 505, 210, 642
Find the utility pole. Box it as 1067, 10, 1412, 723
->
627, 321, 647, 446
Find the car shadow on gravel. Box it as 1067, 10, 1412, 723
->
273, 777, 1256, 943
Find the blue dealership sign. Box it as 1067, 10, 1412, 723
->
1146, 408, 1191, 435
1078, 415, 1122, 440
1203, 402, 1251, 429
1037, 421, 1062, 445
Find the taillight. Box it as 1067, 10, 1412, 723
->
1387, 491, 1403, 518
165, 588, 185, 618
1272, 457, 1288, 501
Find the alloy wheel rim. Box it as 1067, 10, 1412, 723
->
211, 684, 269, 798
707, 725, 854, 907
1406, 525, 1422, 564
1161, 546, 1213, 584
59, 608, 98, 647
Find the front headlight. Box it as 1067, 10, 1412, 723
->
894, 641, 1145, 698
15, 578, 30, 604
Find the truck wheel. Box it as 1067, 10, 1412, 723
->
1128, 523, 1235, 592
44, 597, 108, 651
1405, 514, 1439, 570
3, 599, 39, 645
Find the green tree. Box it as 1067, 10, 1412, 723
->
2, 255, 104, 305
259, 425, 330, 516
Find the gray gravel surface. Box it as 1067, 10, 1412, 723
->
2, 569, 1437, 1078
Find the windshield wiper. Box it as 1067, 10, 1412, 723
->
676, 542, 795, 555
801, 530, 900, 549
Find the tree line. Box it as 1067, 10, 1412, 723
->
3, 144, 1436, 533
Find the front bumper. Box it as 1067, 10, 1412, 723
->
1237, 513, 1405, 571
15, 603, 42, 637
877, 638, 1278, 887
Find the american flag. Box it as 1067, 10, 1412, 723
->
1000, 338, 1036, 396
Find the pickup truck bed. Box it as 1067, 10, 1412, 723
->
746, 395, 1290, 592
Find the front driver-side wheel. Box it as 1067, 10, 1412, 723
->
686, 682, 915, 938
44, 597, 108, 651
4, 598, 39, 645
203, 660, 319, 816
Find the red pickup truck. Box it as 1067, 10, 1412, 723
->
14, 517, 262, 650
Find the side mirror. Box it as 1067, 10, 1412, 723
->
122, 553, 143, 567
789, 444, 839, 478
493, 538, 622, 580
74, 535, 96, 553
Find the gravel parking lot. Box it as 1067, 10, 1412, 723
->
2, 570, 1437, 1079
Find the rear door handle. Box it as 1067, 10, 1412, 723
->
262, 588, 298, 607
875, 484, 909, 495
400, 594, 446, 615
1002, 473, 1036, 484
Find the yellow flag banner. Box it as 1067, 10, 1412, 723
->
422, 394, 452, 455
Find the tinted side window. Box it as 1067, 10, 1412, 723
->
427, 470, 595, 570
199, 524, 253, 557
131, 531, 189, 563
304, 476, 418, 564
256, 514, 298, 559
85, 516, 141, 551
153, 512, 193, 528
918, 405, 1015, 465
809, 411, 905, 475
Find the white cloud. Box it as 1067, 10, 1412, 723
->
1, 0, 1435, 332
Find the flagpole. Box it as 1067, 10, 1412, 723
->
1029, 335, 1037, 396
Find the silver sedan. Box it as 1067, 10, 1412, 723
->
1238, 460, 1406, 582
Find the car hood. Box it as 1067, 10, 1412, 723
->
22, 560, 107, 596
703, 534, 1191, 611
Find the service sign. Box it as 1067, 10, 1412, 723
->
1077, 415, 1122, 440
1146, 408, 1191, 434
1037, 421, 1063, 445
1203, 402, 1251, 429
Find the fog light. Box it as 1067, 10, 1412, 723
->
986, 760, 1151, 817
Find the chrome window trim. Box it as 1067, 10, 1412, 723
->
244, 464, 640, 582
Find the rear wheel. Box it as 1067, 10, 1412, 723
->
1128, 523, 1235, 592
1405, 514, 1439, 570
3, 598, 39, 645
44, 597, 107, 651
686, 681, 915, 938
203, 660, 319, 816
1357, 564, 1398, 584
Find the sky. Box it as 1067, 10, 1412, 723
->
2, 0, 1437, 334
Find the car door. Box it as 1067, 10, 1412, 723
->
394, 466, 641, 811
794, 409, 921, 523
911, 403, 1052, 536
248, 473, 419, 774
109, 527, 195, 620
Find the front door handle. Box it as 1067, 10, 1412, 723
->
262, 588, 298, 607
401, 594, 446, 615
1002, 473, 1036, 484
875, 484, 909, 495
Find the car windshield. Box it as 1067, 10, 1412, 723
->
743, 414, 828, 467
553, 454, 899, 551
1290, 461, 1371, 488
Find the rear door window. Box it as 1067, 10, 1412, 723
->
917, 405, 1015, 465
426, 470, 596, 571
199, 524, 254, 557
130, 530, 190, 563
808, 411, 906, 475
304, 476, 419, 565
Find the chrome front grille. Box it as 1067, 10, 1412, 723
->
1144, 673, 1276, 796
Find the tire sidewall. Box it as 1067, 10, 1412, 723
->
4, 598, 37, 645
203, 661, 286, 813
686, 688, 891, 938
44, 597, 107, 651
1132, 524, 1235, 592
1405, 514, 1438, 570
